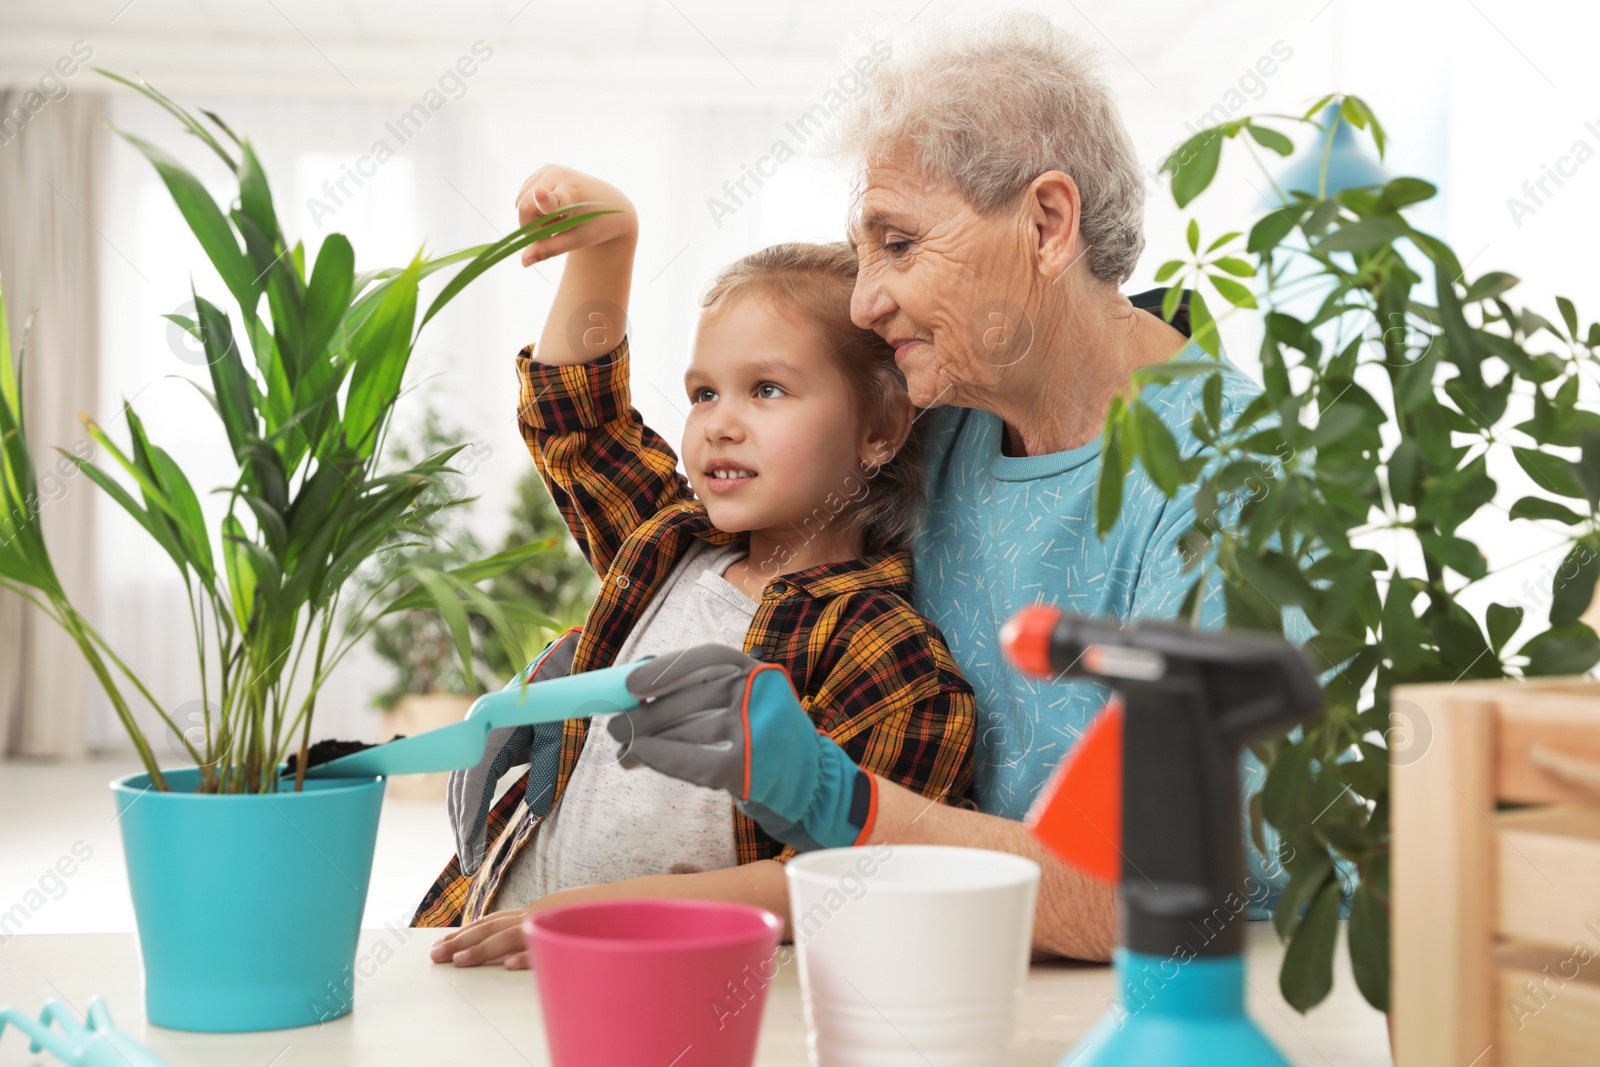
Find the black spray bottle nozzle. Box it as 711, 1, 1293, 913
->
1002, 605, 1323, 958
1001, 607, 1323, 742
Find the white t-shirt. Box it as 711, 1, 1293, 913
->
491, 539, 756, 910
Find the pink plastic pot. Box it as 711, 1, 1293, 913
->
524, 898, 784, 1067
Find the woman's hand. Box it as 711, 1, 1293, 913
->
515, 164, 638, 267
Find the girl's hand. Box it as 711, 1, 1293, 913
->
428, 885, 602, 969
429, 864, 793, 968
429, 908, 531, 969
515, 165, 638, 267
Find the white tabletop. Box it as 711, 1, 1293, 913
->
0, 924, 1389, 1065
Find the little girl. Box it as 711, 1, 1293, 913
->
418, 165, 975, 968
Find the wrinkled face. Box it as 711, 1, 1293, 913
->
848, 148, 1042, 408
682, 294, 872, 542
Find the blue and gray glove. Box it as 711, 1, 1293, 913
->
606, 644, 877, 852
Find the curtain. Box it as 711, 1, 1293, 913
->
0, 88, 107, 759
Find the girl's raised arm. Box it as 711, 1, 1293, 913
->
517, 165, 639, 366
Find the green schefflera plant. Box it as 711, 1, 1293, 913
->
1098, 93, 1600, 1014
0, 72, 616, 794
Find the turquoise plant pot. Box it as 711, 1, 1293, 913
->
111, 768, 385, 1032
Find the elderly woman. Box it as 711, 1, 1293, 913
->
437, 12, 1272, 968
843, 12, 1267, 954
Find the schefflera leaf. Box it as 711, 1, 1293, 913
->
1104, 91, 1600, 1021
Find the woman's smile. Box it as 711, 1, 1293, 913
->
890, 338, 929, 363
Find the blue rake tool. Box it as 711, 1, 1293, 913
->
0, 997, 169, 1067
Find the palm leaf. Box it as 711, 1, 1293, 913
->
110, 128, 257, 316
97, 70, 238, 173
420, 206, 618, 329
344, 253, 421, 457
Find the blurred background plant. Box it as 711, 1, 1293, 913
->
472, 466, 597, 679
1101, 93, 1600, 1017
357, 404, 596, 710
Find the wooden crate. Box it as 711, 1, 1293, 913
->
1393, 676, 1600, 1066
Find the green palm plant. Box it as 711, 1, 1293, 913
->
0, 72, 616, 794
1099, 93, 1600, 1014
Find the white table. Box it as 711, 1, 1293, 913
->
0, 925, 1389, 1065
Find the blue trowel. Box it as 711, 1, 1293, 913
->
300, 650, 737, 780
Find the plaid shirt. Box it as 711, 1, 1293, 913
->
412, 338, 976, 927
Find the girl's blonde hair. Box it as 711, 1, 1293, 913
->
700, 241, 926, 556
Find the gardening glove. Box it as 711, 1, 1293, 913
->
448, 628, 581, 875
605, 644, 878, 852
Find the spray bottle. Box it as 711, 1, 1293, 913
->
1000, 605, 1322, 1066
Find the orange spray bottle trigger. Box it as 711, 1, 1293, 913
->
1024, 695, 1123, 884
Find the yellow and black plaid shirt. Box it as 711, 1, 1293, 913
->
412, 338, 976, 927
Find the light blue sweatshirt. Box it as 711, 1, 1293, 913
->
909, 334, 1311, 909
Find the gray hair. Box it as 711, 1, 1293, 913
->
824, 11, 1146, 286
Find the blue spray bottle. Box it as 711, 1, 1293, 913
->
1000, 606, 1323, 1067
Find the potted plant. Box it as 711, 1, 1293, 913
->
358, 409, 597, 799
1098, 94, 1600, 1017
0, 72, 613, 1032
